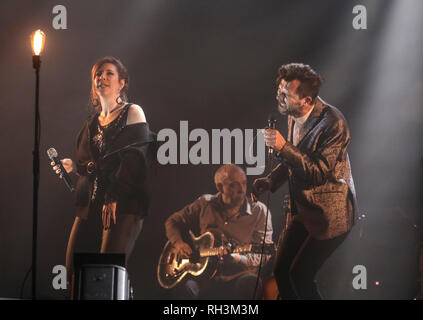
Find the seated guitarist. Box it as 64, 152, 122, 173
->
165, 164, 273, 299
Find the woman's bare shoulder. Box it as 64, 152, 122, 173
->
126, 104, 146, 125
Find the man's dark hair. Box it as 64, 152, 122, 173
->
277, 63, 323, 104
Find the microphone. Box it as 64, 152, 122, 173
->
47, 148, 74, 192
267, 113, 278, 160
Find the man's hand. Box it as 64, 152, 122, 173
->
221, 253, 247, 266
174, 240, 192, 259
263, 129, 286, 151
217, 245, 231, 258
252, 177, 272, 200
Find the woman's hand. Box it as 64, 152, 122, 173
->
102, 201, 117, 230
50, 158, 75, 177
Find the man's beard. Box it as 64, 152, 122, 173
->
278, 102, 303, 118
278, 102, 290, 116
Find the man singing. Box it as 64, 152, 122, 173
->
253, 63, 357, 299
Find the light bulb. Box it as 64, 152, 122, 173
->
31, 29, 45, 56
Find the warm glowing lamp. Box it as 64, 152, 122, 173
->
30, 29, 46, 300
31, 30, 45, 69
31, 29, 45, 56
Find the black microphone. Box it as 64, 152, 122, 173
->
267, 113, 278, 160
47, 147, 74, 192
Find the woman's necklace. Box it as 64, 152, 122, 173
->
98, 103, 125, 125
109, 103, 125, 114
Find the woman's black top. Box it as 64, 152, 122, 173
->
74, 104, 156, 220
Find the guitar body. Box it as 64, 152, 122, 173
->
157, 231, 215, 289
157, 230, 275, 289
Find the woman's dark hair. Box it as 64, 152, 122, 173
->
277, 63, 323, 104
90, 56, 129, 110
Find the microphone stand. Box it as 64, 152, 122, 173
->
32, 55, 41, 300
252, 115, 277, 299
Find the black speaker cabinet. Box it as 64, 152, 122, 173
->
73, 253, 131, 300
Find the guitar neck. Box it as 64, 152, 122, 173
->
199, 245, 252, 258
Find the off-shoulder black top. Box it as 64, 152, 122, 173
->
74, 104, 157, 220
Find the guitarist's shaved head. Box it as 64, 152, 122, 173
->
214, 164, 246, 186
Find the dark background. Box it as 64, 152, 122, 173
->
0, 0, 422, 300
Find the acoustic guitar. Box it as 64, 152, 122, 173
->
157, 230, 274, 289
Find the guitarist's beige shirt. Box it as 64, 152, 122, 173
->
165, 193, 273, 275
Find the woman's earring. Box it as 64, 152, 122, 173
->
116, 94, 124, 105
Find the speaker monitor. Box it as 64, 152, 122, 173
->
73, 253, 130, 300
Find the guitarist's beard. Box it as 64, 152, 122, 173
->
218, 193, 245, 211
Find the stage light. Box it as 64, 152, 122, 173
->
31, 29, 45, 56
30, 29, 46, 300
